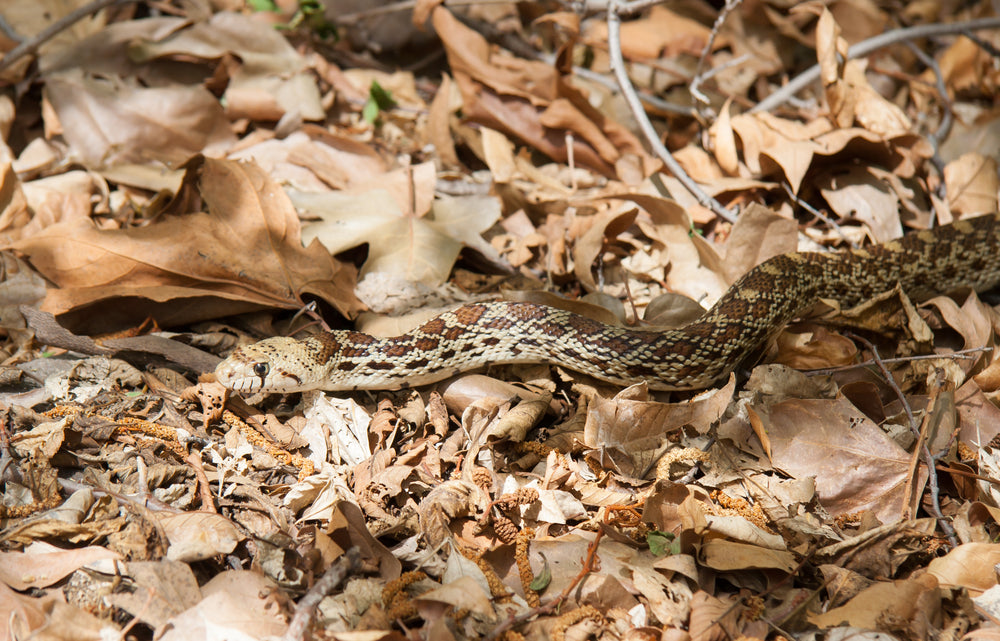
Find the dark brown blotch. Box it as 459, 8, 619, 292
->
415, 337, 440, 351
384, 344, 409, 358
421, 318, 446, 334
453, 304, 487, 325
340, 331, 378, 358
312, 333, 342, 363
483, 316, 514, 331
566, 314, 604, 333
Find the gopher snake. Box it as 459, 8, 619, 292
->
216, 213, 1000, 393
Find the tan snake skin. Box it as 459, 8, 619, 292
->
216, 213, 1000, 393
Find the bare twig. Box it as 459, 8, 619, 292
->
569, 64, 695, 117
0, 0, 144, 75
781, 182, 857, 249
847, 333, 957, 547
280, 548, 362, 641
904, 41, 953, 153
690, 53, 752, 112
486, 528, 607, 640
903, 40, 951, 216
752, 17, 1000, 114
806, 345, 991, 376
613, 0, 668, 17
606, 0, 737, 224
690, 0, 744, 115
915, 378, 959, 548
58, 478, 184, 514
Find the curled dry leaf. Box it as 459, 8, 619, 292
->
433, 6, 656, 180
698, 539, 795, 572
157, 570, 288, 641
818, 166, 904, 242
413, 575, 496, 621
157, 512, 243, 562
417, 479, 489, 548
12, 157, 359, 332
584, 5, 721, 61
927, 542, 1000, 592
721, 203, 798, 284
584, 377, 735, 476
106, 559, 202, 629
808, 573, 940, 633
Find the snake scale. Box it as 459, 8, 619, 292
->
216, 213, 1000, 394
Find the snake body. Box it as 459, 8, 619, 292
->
216, 213, 1000, 393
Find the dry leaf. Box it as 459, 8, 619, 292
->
12, 157, 358, 332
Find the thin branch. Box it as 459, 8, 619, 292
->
606, 0, 737, 224
569, 64, 696, 116
904, 39, 951, 218
781, 181, 857, 249
0, 0, 144, 75
690, 0, 744, 115
904, 40, 953, 152
806, 345, 991, 376
613, 0, 668, 17
916, 379, 960, 548
280, 548, 361, 641
337, 0, 516, 25
752, 17, 1000, 114
847, 333, 957, 547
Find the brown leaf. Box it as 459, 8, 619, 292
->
584, 377, 736, 476
927, 542, 1000, 592
43, 68, 235, 168
754, 397, 925, 524
294, 162, 501, 286
945, 153, 999, 216
722, 203, 798, 283
808, 573, 941, 635
0, 542, 121, 590
818, 165, 904, 242
584, 6, 721, 60
433, 6, 656, 179
12, 157, 359, 332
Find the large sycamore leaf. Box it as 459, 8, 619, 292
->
291, 162, 502, 286
12, 157, 359, 332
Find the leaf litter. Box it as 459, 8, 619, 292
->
1, 1, 1000, 640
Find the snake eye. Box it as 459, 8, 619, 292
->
252, 363, 269, 378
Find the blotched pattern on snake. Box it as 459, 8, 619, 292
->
215, 213, 1000, 393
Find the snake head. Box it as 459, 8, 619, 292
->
215, 336, 331, 393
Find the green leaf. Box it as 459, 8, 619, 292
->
362, 81, 397, 124
647, 530, 679, 557
369, 80, 396, 110
362, 99, 380, 124
529, 553, 551, 592
247, 0, 279, 11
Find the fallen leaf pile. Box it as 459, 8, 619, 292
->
2, 1, 1000, 640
